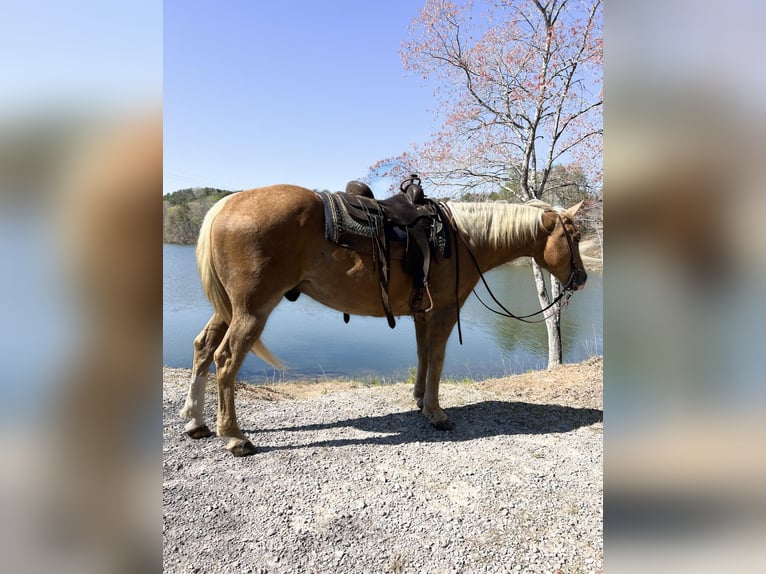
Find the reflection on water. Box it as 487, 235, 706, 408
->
164, 244, 602, 383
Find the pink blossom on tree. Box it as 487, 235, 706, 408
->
371, 0, 602, 200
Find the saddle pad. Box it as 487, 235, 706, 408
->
319, 191, 382, 243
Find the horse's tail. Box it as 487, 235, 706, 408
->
196, 196, 233, 323
196, 195, 284, 369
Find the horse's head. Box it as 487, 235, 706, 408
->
535, 201, 588, 291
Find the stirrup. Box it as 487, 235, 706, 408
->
410, 284, 434, 313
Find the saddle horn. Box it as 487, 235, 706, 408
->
400, 174, 424, 204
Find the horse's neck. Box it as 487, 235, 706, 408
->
469, 234, 538, 271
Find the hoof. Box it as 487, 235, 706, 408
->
422, 406, 452, 430
227, 439, 258, 457
415, 397, 424, 409
431, 418, 454, 431
186, 424, 214, 439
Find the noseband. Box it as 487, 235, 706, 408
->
557, 213, 584, 294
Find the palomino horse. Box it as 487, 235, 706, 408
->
180, 185, 587, 456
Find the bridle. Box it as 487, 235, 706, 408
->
440, 205, 584, 343
555, 213, 583, 294
467, 212, 581, 322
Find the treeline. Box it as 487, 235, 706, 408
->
164, 177, 602, 245
163, 187, 234, 244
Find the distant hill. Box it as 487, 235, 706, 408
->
163, 187, 235, 244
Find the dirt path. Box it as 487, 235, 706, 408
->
163, 356, 603, 573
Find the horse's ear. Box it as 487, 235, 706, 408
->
563, 201, 584, 219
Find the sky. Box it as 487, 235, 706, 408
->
164, 0, 440, 196
1, 0, 161, 113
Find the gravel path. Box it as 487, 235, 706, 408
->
163, 357, 603, 573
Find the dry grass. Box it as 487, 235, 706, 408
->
164, 355, 603, 410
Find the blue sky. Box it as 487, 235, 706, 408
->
1, 0, 161, 112
164, 1, 439, 196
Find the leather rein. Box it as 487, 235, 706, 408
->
439, 205, 582, 344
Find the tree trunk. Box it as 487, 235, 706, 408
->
531, 260, 562, 368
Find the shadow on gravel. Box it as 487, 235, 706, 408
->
244, 401, 603, 452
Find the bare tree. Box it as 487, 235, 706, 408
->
372, 0, 602, 367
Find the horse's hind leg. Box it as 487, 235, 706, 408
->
213, 310, 269, 457
180, 313, 226, 438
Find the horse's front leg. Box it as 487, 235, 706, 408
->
413, 313, 428, 409
420, 308, 457, 430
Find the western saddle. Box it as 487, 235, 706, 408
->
316, 175, 450, 328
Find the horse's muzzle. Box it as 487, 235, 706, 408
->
573, 268, 588, 291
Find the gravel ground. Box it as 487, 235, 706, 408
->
163, 356, 603, 573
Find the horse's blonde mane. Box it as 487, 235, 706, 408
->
447, 201, 550, 249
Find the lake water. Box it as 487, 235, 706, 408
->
163, 244, 602, 383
